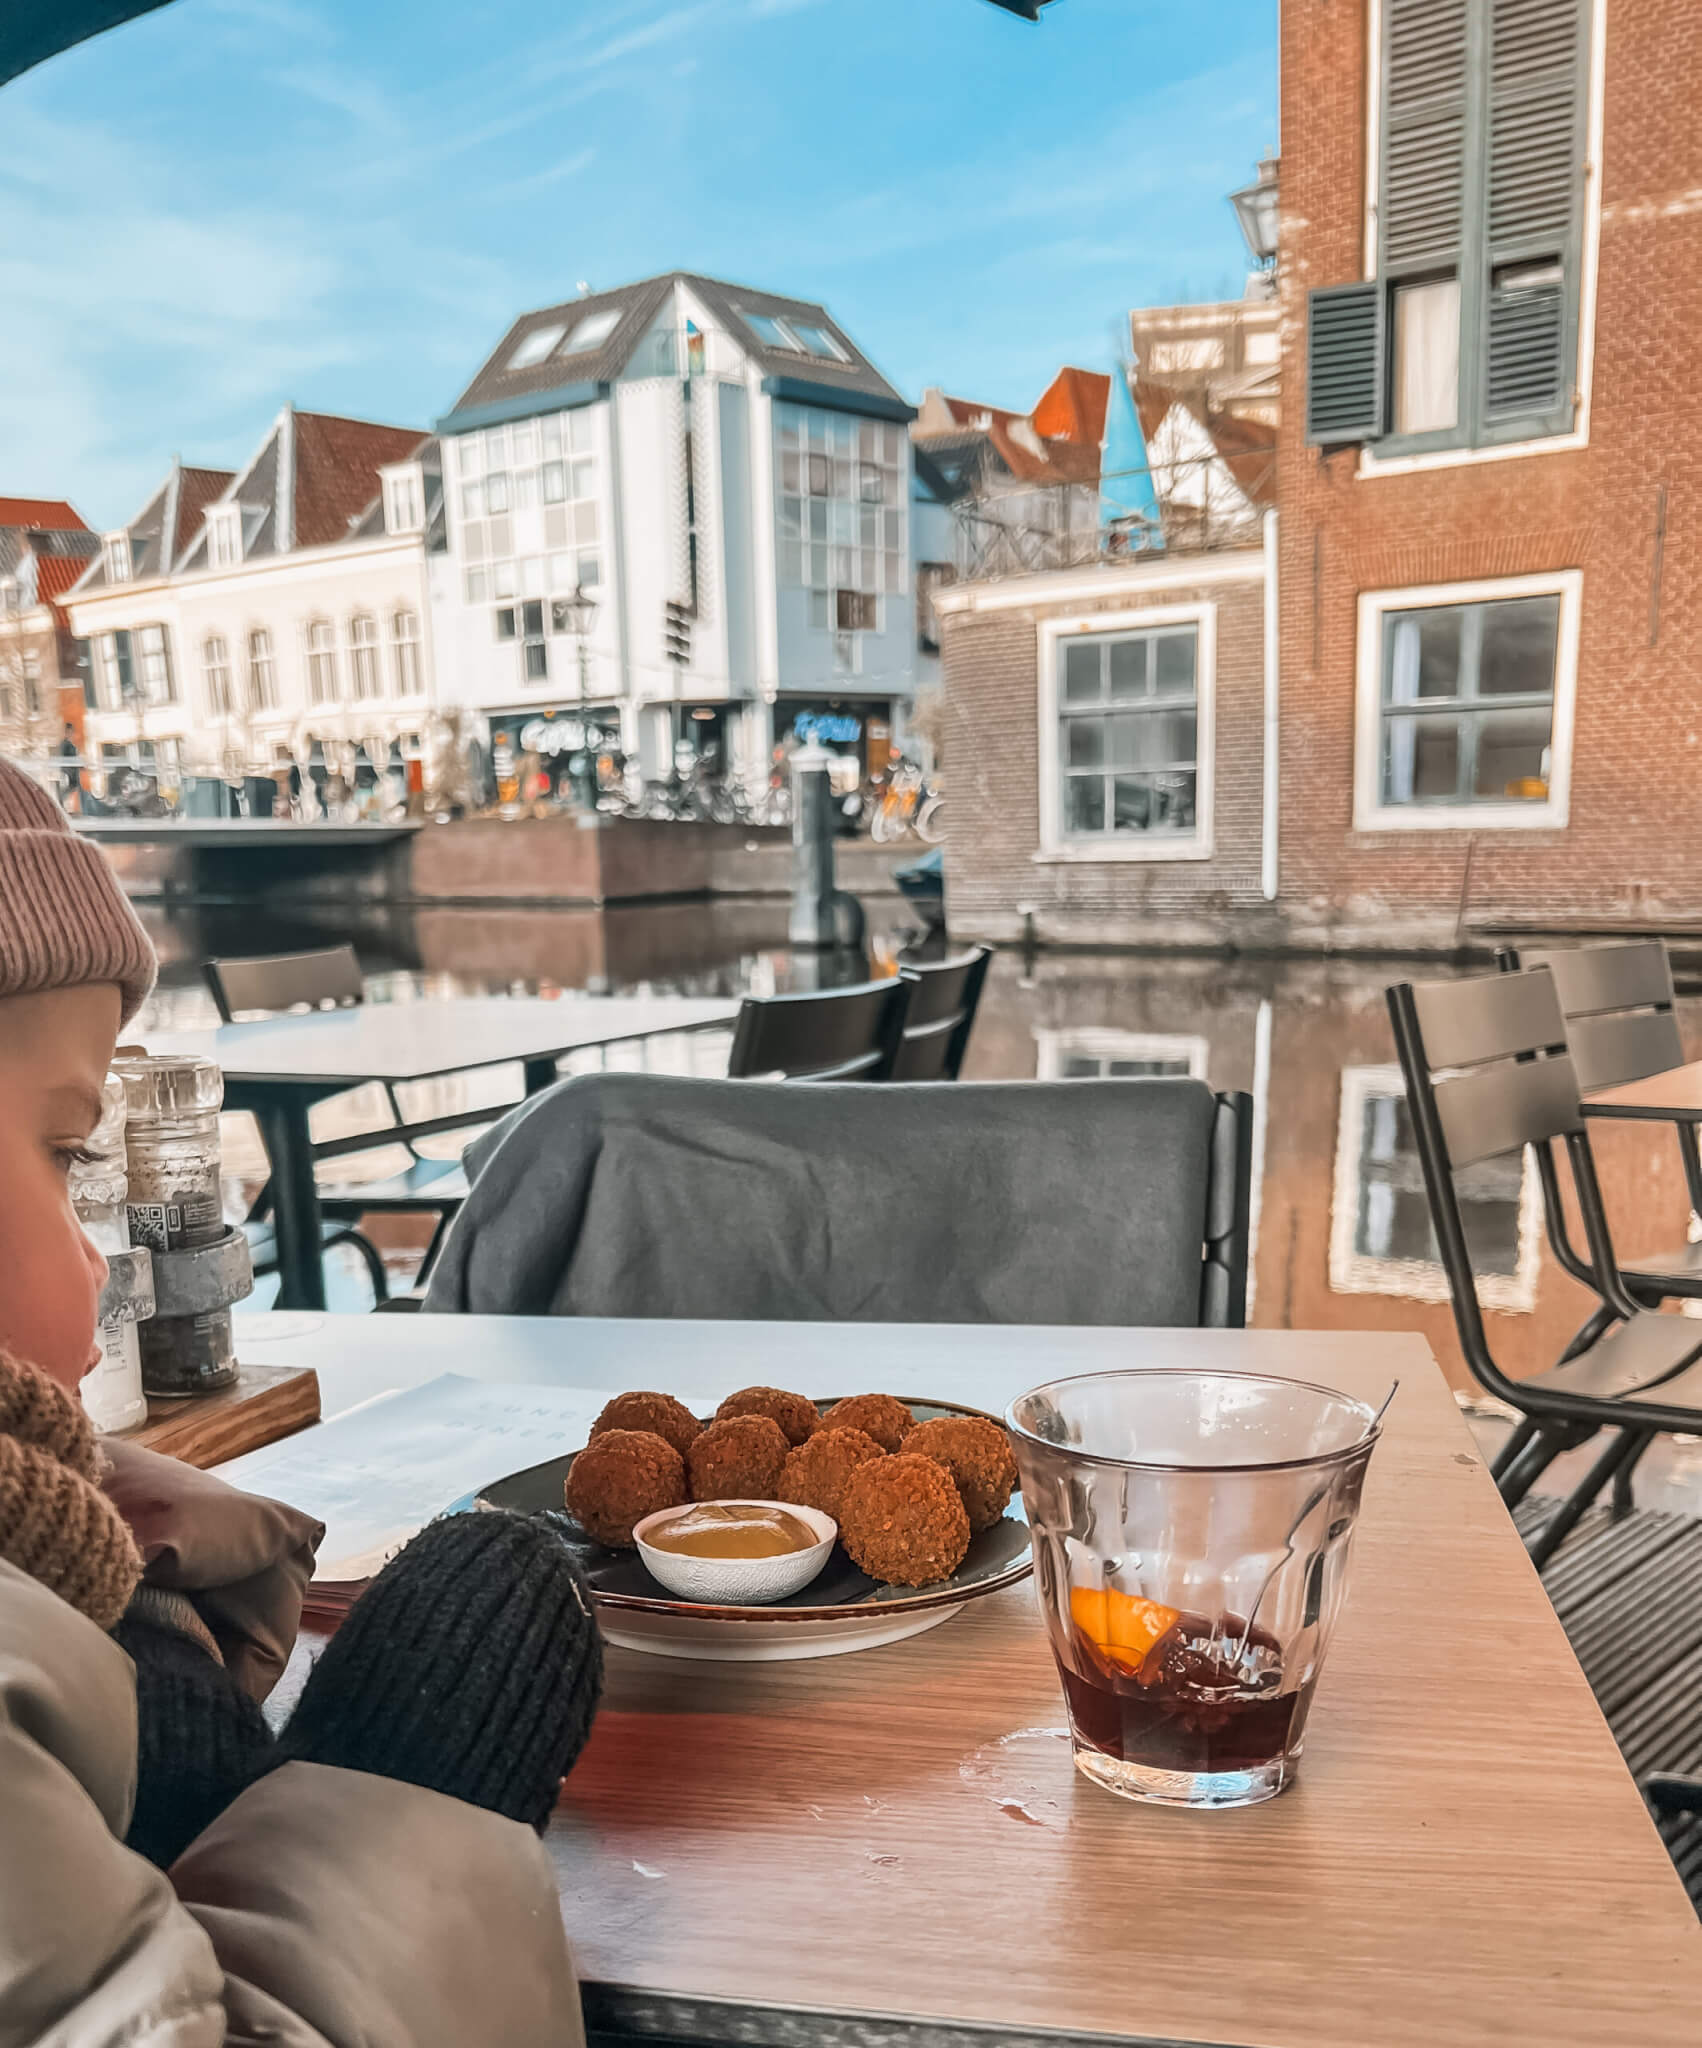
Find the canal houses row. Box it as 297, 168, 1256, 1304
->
57, 272, 933, 790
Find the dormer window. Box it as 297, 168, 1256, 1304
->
384, 470, 423, 534
103, 534, 130, 584
208, 509, 241, 569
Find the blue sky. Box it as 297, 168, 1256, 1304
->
2, 0, 1275, 529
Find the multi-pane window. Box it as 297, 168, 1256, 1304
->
1379, 593, 1558, 808
496, 600, 549, 682
94, 633, 130, 708
1306, 0, 1589, 451
137, 624, 175, 705
741, 309, 849, 362
348, 613, 381, 700
103, 536, 130, 585
1057, 626, 1199, 839
385, 473, 422, 533
247, 628, 277, 710
209, 512, 241, 568
774, 403, 906, 636
203, 634, 232, 714
456, 408, 600, 607
391, 608, 421, 695
306, 619, 339, 704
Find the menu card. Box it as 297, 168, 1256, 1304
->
213, 1372, 722, 1606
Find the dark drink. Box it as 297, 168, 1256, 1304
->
1059, 1607, 1308, 1780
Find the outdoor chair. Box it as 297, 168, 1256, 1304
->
887, 944, 994, 1081
206, 946, 484, 1295
1388, 966, 1702, 1567
423, 1069, 1254, 1328
1497, 941, 1702, 1311
725, 974, 912, 1080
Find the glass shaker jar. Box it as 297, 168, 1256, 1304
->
70, 1074, 149, 1433
114, 1053, 239, 1396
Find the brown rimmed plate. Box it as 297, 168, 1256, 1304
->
463, 1396, 1032, 1662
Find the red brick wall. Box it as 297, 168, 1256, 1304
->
1279, 0, 1702, 949
941, 567, 1277, 945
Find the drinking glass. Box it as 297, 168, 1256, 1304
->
1008, 1370, 1384, 1809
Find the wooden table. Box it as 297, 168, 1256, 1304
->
144, 995, 739, 1309
234, 1312, 1702, 2048
1585, 1062, 1702, 1123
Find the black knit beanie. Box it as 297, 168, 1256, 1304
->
274, 1510, 603, 1832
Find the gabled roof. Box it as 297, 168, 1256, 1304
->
0, 497, 86, 530
1134, 387, 1277, 504
912, 366, 1108, 490
174, 408, 427, 571
71, 462, 237, 592
445, 271, 909, 426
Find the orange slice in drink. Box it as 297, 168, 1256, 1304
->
1069, 1585, 1182, 1682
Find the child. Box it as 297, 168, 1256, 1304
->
0, 755, 602, 2045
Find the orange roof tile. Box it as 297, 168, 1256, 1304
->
0, 497, 87, 531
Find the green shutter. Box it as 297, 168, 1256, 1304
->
1306, 283, 1385, 446
1380, 0, 1469, 275
1481, 0, 1587, 433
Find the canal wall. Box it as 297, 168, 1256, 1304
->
105, 814, 911, 909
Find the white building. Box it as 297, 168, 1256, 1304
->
68, 408, 441, 785
430, 272, 922, 781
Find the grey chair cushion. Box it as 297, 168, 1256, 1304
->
423, 1071, 1219, 1327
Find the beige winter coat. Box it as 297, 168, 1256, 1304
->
0, 1439, 587, 2048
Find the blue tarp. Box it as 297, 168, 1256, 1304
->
1099, 364, 1164, 552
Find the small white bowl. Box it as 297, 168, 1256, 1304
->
633, 1500, 837, 1606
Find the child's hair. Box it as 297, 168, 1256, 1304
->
0, 757, 155, 1023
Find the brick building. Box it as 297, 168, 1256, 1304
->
0, 498, 99, 761
948, 0, 1697, 957
1284, 0, 1696, 951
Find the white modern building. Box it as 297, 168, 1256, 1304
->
429, 272, 922, 780
67, 408, 441, 784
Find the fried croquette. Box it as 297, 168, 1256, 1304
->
566, 1429, 686, 1548
904, 1414, 1018, 1534
819, 1393, 914, 1454
714, 1385, 820, 1447
838, 1453, 970, 1587
775, 1425, 887, 1523
686, 1414, 790, 1501
590, 1390, 704, 1458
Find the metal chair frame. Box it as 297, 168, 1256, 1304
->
1388, 967, 1702, 1567
205, 946, 484, 1298
1497, 943, 1702, 1303
887, 944, 994, 1082
727, 975, 913, 1082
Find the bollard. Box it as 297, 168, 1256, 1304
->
788, 744, 865, 951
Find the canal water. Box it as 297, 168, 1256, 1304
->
132, 895, 1702, 1441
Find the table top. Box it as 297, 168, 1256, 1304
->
143, 993, 740, 1086
1585, 1059, 1702, 1122
235, 1313, 1702, 2048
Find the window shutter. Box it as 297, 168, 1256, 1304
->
1484, 0, 1586, 427
1380, 0, 1468, 273
1306, 283, 1385, 446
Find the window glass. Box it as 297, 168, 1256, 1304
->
1058, 625, 1201, 841
1379, 594, 1559, 807
509, 323, 566, 369
1392, 278, 1461, 435
560, 307, 622, 355
791, 323, 846, 361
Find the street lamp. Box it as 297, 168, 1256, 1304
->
557, 584, 600, 809
1230, 152, 1280, 278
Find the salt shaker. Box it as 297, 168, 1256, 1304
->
70, 1074, 148, 1432
114, 1052, 239, 1395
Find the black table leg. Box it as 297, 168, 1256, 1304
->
523, 1056, 560, 1095
254, 1095, 328, 1310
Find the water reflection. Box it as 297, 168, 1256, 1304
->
134, 898, 1702, 1397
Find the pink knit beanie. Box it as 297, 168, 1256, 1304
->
0, 756, 156, 1026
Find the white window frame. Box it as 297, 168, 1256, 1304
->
208, 509, 241, 569
1353, 569, 1581, 834
1330, 1064, 1540, 1310
102, 534, 130, 585
202, 633, 232, 714
1035, 601, 1216, 864
246, 627, 277, 711
348, 613, 381, 700
390, 608, 422, 697
1358, 0, 1607, 479
305, 618, 339, 705
384, 470, 423, 534
1033, 1029, 1210, 1081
